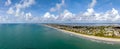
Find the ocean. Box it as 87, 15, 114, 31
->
0, 24, 120, 49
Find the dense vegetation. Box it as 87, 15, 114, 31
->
46, 24, 120, 38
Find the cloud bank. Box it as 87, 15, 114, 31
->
1, 0, 120, 23
41, 0, 120, 23
6, 0, 35, 23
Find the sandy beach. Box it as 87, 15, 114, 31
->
61, 30, 120, 42
45, 25, 120, 43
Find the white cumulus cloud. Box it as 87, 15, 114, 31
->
83, 8, 94, 16
43, 12, 56, 21
5, 0, 11, 6
6, 0, 35, 23
7, 7, 14, 14
7, 0, 35, 17
89, 0, 97, 8
61, 10, 75, 20
50, 0, 65, 12
25, 12, 32, 21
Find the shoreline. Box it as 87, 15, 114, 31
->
44, 25, 120, 43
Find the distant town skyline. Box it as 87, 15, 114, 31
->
0, 0, 120, 23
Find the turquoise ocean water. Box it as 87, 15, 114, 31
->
0, 24, 120, 49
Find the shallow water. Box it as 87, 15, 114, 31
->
0, 24, 120, 49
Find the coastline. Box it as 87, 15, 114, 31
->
44, 25, 120, 43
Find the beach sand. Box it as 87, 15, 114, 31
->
45, 25, 120, 44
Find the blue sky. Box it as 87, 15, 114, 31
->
0, 0, 120, 23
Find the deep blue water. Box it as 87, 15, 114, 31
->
0, 24, 119, 49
